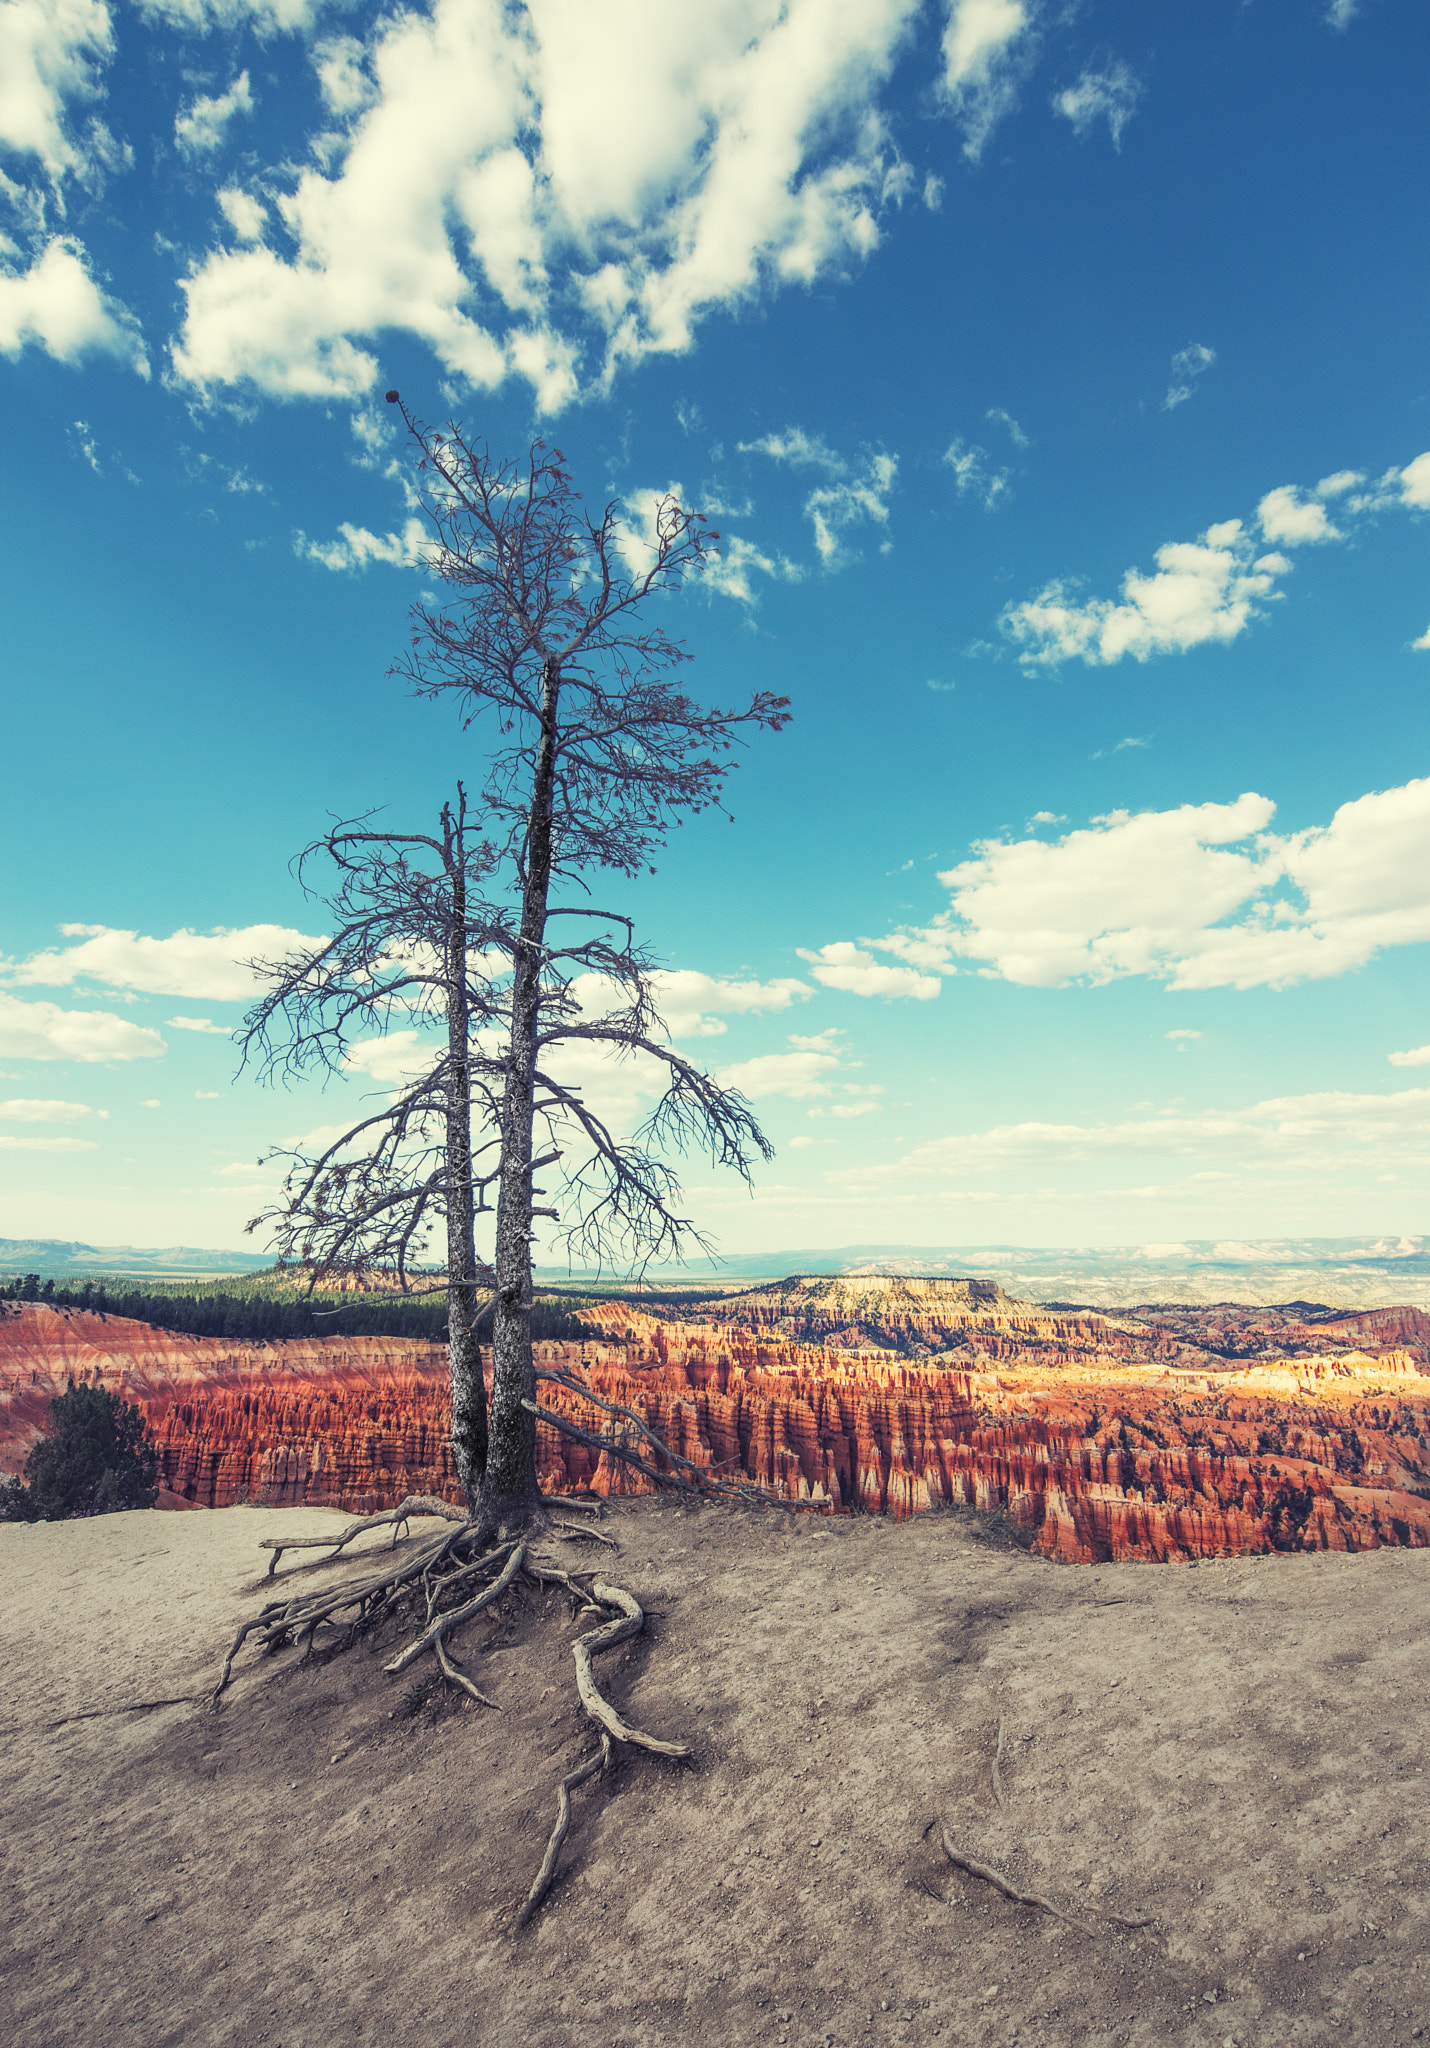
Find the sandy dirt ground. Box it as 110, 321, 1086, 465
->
1, 1500, 1427, 2048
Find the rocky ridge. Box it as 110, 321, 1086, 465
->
3, 1287, 1429, 1559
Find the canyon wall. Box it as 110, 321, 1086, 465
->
4, 1298, 1429, 1561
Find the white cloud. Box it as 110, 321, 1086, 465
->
985, 405, 1028, 448
132, 0, 321, 30
717, 1030, 849, 1101
0, 993, 165, 1062
0, 238, 147, 373
313, 35, 375, 117
343, 1029, 434, 1084
743, 429, 898, 565
1325, 1, 1358, 28
870, 774, 1430, 991
833, 1082, 1430, 1187
1002, 517, 1287, 667
568, 967, 813, 1040
1163, 341, 1215, 411
1051, 60, 1141, 148
172, 0, 921, 408
1000, 447, 1430, 668
1388, 1044, 1430, 1069
0, 1097, 106, 1121
297, 517, 427, 572
1165, 1029, 1200, 1042
0, 0, 117, 187
175, 72, 254, 158
616, 483, 799, 604
940, 0, 1034, 162
141, 1098, 162, 1109
194, 1088, 222, 1098
796, 941, 940, 999
217, 188, 267, 242
1413, 623, 1430, 654
166, 1015, 231, 1035
9, 923, 325, 1001
1400, 452, 1430, 510
1257, 484, 1340, 547
944, 435, 1010, 509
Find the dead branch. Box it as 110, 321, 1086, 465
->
516, 1732, 613, 1929
524, 1391, 788, 1511
940, 1831, 1095, 1936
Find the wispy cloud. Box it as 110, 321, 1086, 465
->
1163, 341, 1216, 411
1051, 60, 1142, 148
741, 428, 898, 567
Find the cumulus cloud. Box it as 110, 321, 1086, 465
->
1257, 484, 1341, 547
568, 967, 812, 1040
0, 238, 147, 373
133, 0, 322, 30
175, 72, 254, 157
795, 941, 940, 999
715, 1029, 854, 1101
171, 0, 921, 408
1000, 448, 1430, 667
863, 774, 1430, 991
616, 483, 799, 605
944, 435, 1010, 509
217, 188, 267, 242
297, 517, 427, 572
9, 923, 325, 1001
166, 1015, 230, 1034
0, 1097, 106, 1120
1051, 60, 1141, 148
1163, 341, 1215, 411
0, 993, 165, 1061
1388, 1044, 1430, 1069
1002, 518, 1287, 667
0, 0, 118, 187
940, 0, 1035, 162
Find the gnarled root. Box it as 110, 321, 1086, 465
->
516, 1733, 613, 1929
513, 1575, 690, 1928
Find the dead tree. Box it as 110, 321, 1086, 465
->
224, 421, 791, 1922
384, 398, 790, 1540
238, 787, 503, 1507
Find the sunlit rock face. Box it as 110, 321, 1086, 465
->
3, 1293, 1429, 1559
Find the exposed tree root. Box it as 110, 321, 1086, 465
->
216, 1493, 694, 1931
259, 1494, 466, 1577
516, 1734, 613, 1928
940, 1832, 1096, 1936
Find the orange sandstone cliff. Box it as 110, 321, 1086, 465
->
3, 1294, 1429, 1561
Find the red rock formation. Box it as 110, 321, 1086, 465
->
4, 1299, 1430, 1561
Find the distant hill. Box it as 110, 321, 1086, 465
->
0, 1238, 278, 1279
539, 1237, 1430, 1310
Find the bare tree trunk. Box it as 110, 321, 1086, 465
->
481, 659, 559, 1533
444, 804, 487, 1511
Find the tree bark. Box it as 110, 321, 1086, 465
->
443, 805, 487, 1511
481, 658, 560, 1532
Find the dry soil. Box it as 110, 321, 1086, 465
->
1, 1500, 1426, 2048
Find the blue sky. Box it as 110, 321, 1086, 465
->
4, 0, 1430, 1262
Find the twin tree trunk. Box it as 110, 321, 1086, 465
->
479, 657, 561, 1533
